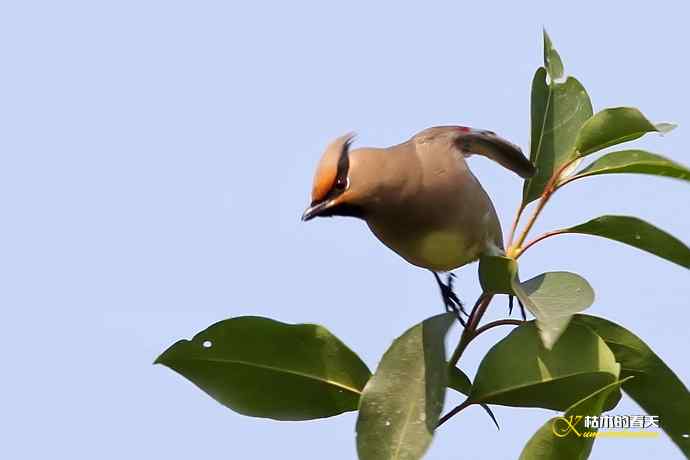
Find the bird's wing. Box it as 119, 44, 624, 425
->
455, 129, 536, 178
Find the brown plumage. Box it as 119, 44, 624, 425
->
303, 126, 534, 272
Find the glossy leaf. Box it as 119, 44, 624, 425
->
574, 314, 690, 456
356, 313, 455, 460
522, 34, 593, 206
557, 215, 690, 269
514, 272, 595, 349
519, 379, 629, 460
448, 366, 472, 395
574, 107, 676, 158
543, 30, 564, 81
565, 150, 690, 183
479, 254, 518, 294
155, 316, 371, 420
470, 321, 620, 411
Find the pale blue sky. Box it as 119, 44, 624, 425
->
1, 1, 688, 459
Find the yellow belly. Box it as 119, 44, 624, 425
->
414, 230, 482, 271
369, 224, 484, 272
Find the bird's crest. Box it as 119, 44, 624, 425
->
310, 132, 355, 203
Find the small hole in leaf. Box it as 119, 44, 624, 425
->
202, 340, 213, 348
682, 433, 689, 439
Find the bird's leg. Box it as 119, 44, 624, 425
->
508, 294, 527, 321
432, 272, 467, 326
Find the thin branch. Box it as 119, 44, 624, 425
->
506, 203, 525, 247
515, 229, 567, 258
512, 189, 552, 250
511, 157, 578, 252
474, 319, 523, 336
467, 294, 494, 332
448, 294, 494, 367
437, 398, 473, 428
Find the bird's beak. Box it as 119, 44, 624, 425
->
301, 200, 333, 221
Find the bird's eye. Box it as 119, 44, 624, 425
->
335, 176, 348, 190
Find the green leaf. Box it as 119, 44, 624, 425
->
522, 68, 593, 205
565, 150, 690, 184
479, 261, 596, 349
574, 315, 690, 456
356, 313, 455, 460
574, 107, 676, 158
543, 30, 564, 81
155, 316, 371, 420
448, 366, 472, 395
469, 321, 620, 411
478, 255, 518, 294
556, 215, 690, 269
519, 379, 630, 460
514, 272, 595, 349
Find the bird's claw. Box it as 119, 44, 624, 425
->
434, 273, 468, 326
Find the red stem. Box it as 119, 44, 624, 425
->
474, 319, 523, 336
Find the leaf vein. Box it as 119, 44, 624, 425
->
174, 356, 363, 395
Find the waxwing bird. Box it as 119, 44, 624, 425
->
302, 126, 535, 321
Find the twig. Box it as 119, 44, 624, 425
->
506, 204, 525, 247
510, 157, 578, 254
474, 319, 523, 336
448, 294, 494, 367
514, 229, 567, 258
437, 398, 473, 427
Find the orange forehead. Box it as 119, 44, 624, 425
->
311, 147, 340, 202
310, 133, 354, 203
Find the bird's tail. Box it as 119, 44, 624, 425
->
455, 129, 536, 178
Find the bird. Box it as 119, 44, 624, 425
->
301, 126, 535, 322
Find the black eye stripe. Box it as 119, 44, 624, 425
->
332, 137, 351, 191
336, 139, 350, 174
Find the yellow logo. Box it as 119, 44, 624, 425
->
552, 416, 583, 438
551, 415, 660, 439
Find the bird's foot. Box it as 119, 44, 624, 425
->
433, 272, 468, 326
508, 294, 527, 321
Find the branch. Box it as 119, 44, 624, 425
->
506, 203, 525, 247
509, 157, 579, 254
474, 319, 523, 336
514, 229, 567, 258
448, 294, 494, 367
437, 398, 473, 427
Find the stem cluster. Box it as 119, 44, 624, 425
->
439, 157, 580, 426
